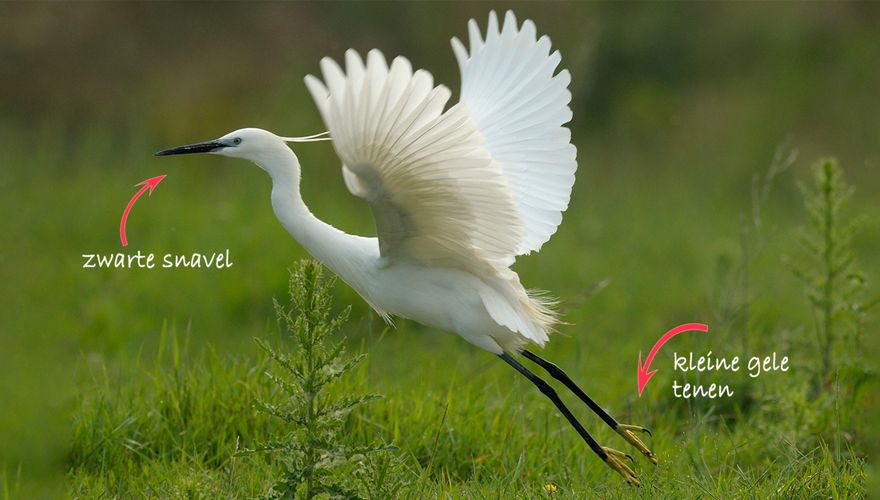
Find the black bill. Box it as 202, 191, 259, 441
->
154, 140, 225, 156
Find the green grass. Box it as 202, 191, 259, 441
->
69, 331, 277, 498
63, 316, 868, 498
1, 3, 878, 498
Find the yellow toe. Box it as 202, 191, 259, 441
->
616, 424, 658, 465
603, 447, 640, 486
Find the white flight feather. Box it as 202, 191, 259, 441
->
305, 49, 524, 268
452, 10, 578, 256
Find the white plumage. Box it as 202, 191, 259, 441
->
298, 10, 576, 352
157, 12, 659, 485
304, 50, 525, 266
158, 10, 576, 353
453, 11, 577, 255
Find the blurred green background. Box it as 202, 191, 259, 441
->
1, 2, 877, 497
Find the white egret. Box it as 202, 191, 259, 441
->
156, 10, 654, 485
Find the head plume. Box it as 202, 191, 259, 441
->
281, 131, 332, 143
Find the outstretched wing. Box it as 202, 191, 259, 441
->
452, 10, 577, 255
305, 50, 525, 267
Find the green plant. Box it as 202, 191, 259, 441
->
789, 158, 873, 387
250, 260, 399, 499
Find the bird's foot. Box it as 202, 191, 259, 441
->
602, 447, 639, 486
616, 424, 657, 465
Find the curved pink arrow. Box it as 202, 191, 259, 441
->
637, 322, 709, 397
120, 175, 166, 247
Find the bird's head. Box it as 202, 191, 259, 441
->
155, 127, 286, 162
155, 128, 330, 177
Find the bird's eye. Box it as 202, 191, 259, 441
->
233, 137, 242, 145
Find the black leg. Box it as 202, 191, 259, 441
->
499, 353, 607, 459
522, 349, 657, 465
499, 353, 642, 485
521, 350, 623, 430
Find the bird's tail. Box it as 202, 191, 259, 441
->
523, 288, 562, 338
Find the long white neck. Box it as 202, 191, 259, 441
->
256, 146, 374, 288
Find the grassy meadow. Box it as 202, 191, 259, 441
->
1, 3, 877, 498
